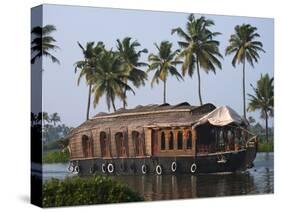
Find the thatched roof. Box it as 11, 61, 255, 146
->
69, 102, 216, 136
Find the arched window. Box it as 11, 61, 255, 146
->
100, 131, 109, 157
218, 129, 225, 151
115, 132, 127, 157
132, 131, 139, 155
169, 131, 174, 149
82, 135, 89, 157
186, 131, 192, 149
177, 131, 183, 149
227, 130, 233, 142
219, 129, 224, 144
132, 131, 145, 156
235, 129, 242, 144
161, 131, 166, 150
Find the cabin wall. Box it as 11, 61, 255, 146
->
69, 125, 198, 160
69, 135, 80, 158
150, 127, 195, 157
144, 128, 152, 156
91, 129, 101, 157
109, 128, 120, 157
191, 129, 196, 156
127, 128, 136, 157
69, 134, 85, 159
97, 128, 114, 158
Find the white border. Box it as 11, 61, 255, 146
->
0, 0, 279, 211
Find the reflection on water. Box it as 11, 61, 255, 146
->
43, 153, 273, 200
43, 163, 76, 180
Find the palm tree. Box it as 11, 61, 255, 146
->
247, 74, 273, 143
225, 24, 265, 119
147, 41, 183, 104
75, 41, 105, 120
50, 112, 61, 127
248, 116, 256, 125
36, 112, 43, 125
31, 112, 37, 126
116, 37, 148, 108
31, 25, 60, 64
42, 112, 49, 125
57, 138, 70, 153
91, 50, 135, 112
172, 14, 222, 105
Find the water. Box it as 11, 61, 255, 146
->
42, 153, 274, 199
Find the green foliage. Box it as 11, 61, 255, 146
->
172, 14, 222, 105
172, 14, 222, 76
116, 37, 148, 108
49, 112, 61, 126
31, 24, 60, 64
32, 112, 71, 145
148, 41, 183, 84
74, 41, 106, 120
247, 74, 274, 116
248, 74, 274, 143
43, 150, 69, 163
43, 140, 60, 151
225, 24, 265, 118
75, 38, 148, 112
44, 137, 70, 152
57, 137, 70, 150
43, 124, 72, 144
116, 37, 148, 88
91, 50, 135, 112
147, 41, 183, 103
75, 41, 105, 86
43, 176, 143, 207
257, 141, 274, 152
225, 24, 265, 67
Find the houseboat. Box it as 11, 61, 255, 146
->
67, 102, 257, 175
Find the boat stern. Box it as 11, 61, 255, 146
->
245, 136, 258, 168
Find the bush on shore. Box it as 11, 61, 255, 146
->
43, 176, 143, 207
257, 141, 274, 152
43, 150, 69, 163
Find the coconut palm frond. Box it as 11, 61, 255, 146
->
172, 14, 223, 105
147, 41, 183, 103
31, 24, 60, 65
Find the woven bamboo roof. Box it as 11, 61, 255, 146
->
69, 102, 217, 136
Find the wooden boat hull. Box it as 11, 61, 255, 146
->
69, 147, 257, 175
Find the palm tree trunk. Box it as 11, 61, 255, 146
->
242, 57, 246, 120
86, 84, 92, 120
163, 79, 167, 104
110, 94, 117, 112
123, 89, 127, 109
196, 58, 203, 106
265, 111, 269, 144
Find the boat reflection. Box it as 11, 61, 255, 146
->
113, 171, 258, 200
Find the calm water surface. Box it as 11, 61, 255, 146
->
43, 153, 273, 200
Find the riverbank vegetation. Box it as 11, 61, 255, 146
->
43, 150, 69, 163
247, 74, 274, 144
257, 141, 273, 152
248, 117, 274, 152
31, 111, 72, 163
43, 176, 143, 207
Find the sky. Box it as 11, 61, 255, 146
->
32, 4, 274, 128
